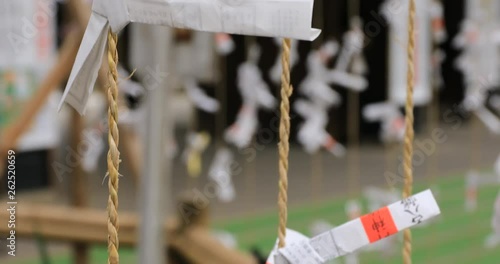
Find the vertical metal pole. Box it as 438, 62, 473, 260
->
132, 24, 173, 264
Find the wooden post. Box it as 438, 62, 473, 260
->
347, 0, 361, 198
70, 109, 89, 264
426, 64, 440, 186
311, 0, 324, 201
347, 91, 361, 198
215, 40, 228, 148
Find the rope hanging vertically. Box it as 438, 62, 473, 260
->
403, 0, 416, 263
106, 29, 120, 264
277, 38, 292, 249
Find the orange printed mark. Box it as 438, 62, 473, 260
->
466, 31, 478, 44
318, 49, 330, 65
240, 104, 251, 114
323, 136, 336, 150
432, 18, 444, 32
392, 117, 405, 132
466, 187, 477, 199
216, 33, 230, 45
361, 207, 398, 243
4, 71, 16, 83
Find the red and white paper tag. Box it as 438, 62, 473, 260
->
268, 189, 440, 264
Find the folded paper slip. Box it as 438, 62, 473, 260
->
59, 0, 321, 114
269, 189, 441, 264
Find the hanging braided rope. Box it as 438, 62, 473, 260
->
106, 29, 120, 264
402, 0, 416, 263
277, 38, 292, 249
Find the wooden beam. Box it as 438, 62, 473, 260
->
0, 204, 257, 264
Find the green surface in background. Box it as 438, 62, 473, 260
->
8, 172, 500, 264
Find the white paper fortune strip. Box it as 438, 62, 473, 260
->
225, 43, 276, 149
182, 131, 211, 177
184, 79, 220, 113
224, 105, 258, 149
474, 106, 500, 135
485, 191, 500, 248
496, 155, 500, 178
294, 99, 345, 157
267, 189, 441, 264
465, 169, 500, 212
329, 17, 368, 92
208, 147, 236, 202
465, 171, 479, 212
81, 128, 105, 172
381, 0, 432, 106
59, 0, 321, 114
363, 101, 405, 143
215, 33, 235, 55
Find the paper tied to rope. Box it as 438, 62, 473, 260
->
302, 41, 339, 87
225, 46, 276, 148
474, 106, 500, 135
465, 170, 481, 212
465, 167, 500, 212
363, 102, 405, 143
182, 131, 211, 178
266, 229, 323, 264
81, 127, 105, 172
224, 104, 258, 149
208, 147, 236, 202
495, 155, 500, 179
299, 41, 342, 108
329, 17, 368, 92
184, 79, 220, 113
59, 0, 321, 115
493, 192, 500, 233
327, 70, 367, 93
381, 0, 435, 106
267, 189, 441, 264
215, 33, 235, 55
310, 220, 335, 237
294, 100, 345, 157
298, 78, 342, 109
430, 0, 446, 43
238, 44, 277, 110
485, 191, 500, 248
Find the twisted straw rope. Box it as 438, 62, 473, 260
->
106, 29, 120, 264
277, 38, 292, 249
403, 0, 416, 263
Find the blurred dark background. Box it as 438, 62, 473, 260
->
203, 0, 467, 144
7, 0, 468, 190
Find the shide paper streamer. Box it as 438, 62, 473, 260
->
58, 0, 321, 114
